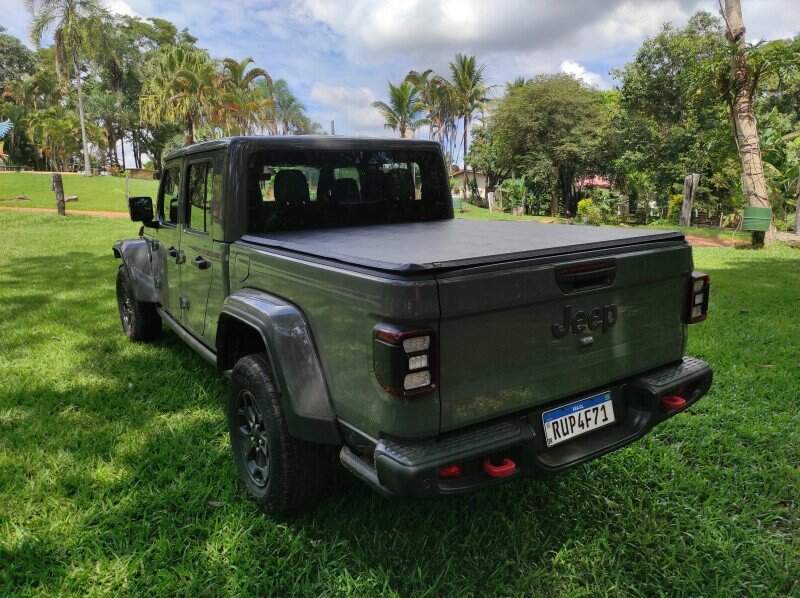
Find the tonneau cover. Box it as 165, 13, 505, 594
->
241, 220, 685, 273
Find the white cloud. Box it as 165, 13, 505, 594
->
106, 0, 137, 17
560, 60, 607, 88
309, 83, 388, 135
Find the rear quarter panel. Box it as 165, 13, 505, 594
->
228, 242, 441, 439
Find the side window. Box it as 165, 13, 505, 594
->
186, 162, 212, 233
157, 165, 181, 225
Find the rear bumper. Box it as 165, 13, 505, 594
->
340, 356, 712, 497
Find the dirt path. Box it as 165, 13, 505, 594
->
683, 234, 739, 247
0, 206, 128, 219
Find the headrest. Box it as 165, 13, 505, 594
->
389, 170, 414, 202
274, 169, 309, 206
334, 178, 360, 204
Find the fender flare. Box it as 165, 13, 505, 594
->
113, 239, 159, 303
217, 288, 341, 444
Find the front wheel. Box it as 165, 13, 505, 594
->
116, 265, 161, 342
227, 353, 337, 515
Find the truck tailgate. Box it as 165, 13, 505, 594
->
436, 242, 693, 432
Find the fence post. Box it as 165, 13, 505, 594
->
52, 173, 65, 216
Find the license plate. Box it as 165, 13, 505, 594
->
542, 391, 615, 447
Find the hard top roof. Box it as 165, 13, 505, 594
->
164, 135, 441, 161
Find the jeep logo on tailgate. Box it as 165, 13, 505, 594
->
552, 304, 618, 339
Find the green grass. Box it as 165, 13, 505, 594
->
458, 202, 751, 243
0, 172, 158, 212
456, 201, 569, 223
1, 212, 799, 596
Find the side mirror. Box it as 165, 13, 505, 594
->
128, 196, 157, 227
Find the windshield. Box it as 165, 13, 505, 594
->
245, 149, 451, 232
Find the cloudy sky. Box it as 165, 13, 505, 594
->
4, 0, 799, 137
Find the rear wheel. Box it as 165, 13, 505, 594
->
227, 353, 337, 515
116, 265, 161, 342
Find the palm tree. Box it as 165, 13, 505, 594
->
405, 69, 459, 168
139, 44, 217, 146
27, 0, 107, 175
220, 57, 271, 135
448, 54, 489, 199
272, 79, 306, 135
372, 80, 425, 138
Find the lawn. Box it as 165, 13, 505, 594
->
0, 172, 753, 247
0, 172, 158, 212
1, 212, 798, 596
458, 202, 751, 243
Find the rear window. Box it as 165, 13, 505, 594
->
245, 149, 450, 232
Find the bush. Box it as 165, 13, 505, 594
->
577, 198, 603, 225
587, 188, 625, 224
667, 194, 683, 223
499, 178, 527, 212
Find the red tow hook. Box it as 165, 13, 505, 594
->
438, 464, 463, 479
661, 395, 688, 410
483, 457, 517, 478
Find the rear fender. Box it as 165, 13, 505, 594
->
217, 288, 340, 444
113, 239, 158, 303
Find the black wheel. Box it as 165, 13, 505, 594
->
227, 353, 337, 515
116, 265, 161, 342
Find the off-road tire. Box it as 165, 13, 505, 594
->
227, 353, 337, 516
116, 265, 161, 342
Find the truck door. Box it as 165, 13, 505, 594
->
179, 156, 222, 344
154, 162, 183, 318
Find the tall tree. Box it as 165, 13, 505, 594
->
719, 0, 772, 246
405, 69, 458, 168
491, 75, 610, 216
448, 54, 489, 199
27, 0, 106, 175
219, 57, 271, 135
139, 43, 217, 146
0, 27, 35, 89
372, 80, 425, 138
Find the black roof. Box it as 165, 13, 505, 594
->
164, 135, 441, 160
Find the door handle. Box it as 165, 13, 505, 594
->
192, 256, 211, 270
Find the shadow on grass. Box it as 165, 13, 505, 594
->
2, 246, 799, 595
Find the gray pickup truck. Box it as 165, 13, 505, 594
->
114, 136, 712, 514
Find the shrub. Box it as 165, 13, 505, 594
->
499, 178, 527, 212
667, 194, 683, 223
577, 198, 602, 225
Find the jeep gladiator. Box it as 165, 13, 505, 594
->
114, 136, 713, 514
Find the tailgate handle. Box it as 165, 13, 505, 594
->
555, 261, 616, 293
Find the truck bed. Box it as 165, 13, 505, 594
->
241, 220, 684, 274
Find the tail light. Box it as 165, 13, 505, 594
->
373, 324, 435, 397
686, 271, 710, 323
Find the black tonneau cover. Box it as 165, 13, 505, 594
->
241, 220, 685, 274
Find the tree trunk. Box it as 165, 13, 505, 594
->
795, 181, 800, 235
550, 189, 559, 217
120, 135, 126, 170
73, 66, 92, 177
185, 114, 194, 146
112, 130, 119, 166
721, 0, 772, 247
462, 116, 469, 201
52, 173, 65, 216
133, 131, 142, 169
680, 173, 700, 226
106, 122, 116, 168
